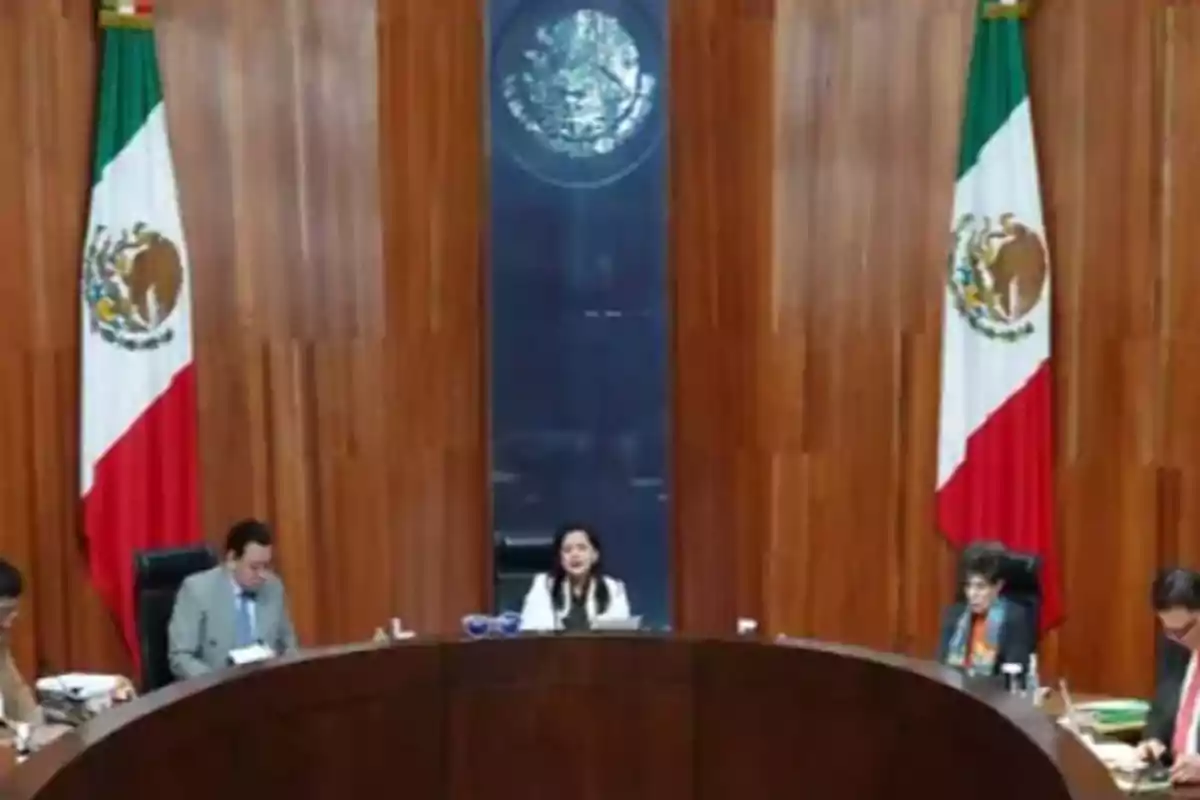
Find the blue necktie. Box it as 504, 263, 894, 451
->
234, 592, 255, 647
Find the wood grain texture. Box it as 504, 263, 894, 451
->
0, 0, 117, 679
671, 0, 1200, 695
0, 0, 488, 679
2, 0, 1200, 700
157, 0, 488, 643
0, 638, 1124, 800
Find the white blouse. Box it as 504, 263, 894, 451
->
517, 573, 631, 631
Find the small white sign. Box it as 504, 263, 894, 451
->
228, 644, 275, 666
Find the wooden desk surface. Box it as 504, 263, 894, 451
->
0, 636, 1128, 800
1036, 691, 1200, 797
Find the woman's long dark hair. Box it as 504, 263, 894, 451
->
549, 523, 611, 614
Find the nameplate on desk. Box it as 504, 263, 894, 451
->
590, 617, 642, 632
229, 644, 275, 666
37, 673, 124, 699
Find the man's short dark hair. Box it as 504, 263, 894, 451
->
0, 560, 24, 600
225, 519, 273, 558
1152, 568, 1200, 611
962, 548, 1006, 585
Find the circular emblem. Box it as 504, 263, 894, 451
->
83, 222, 184, 351
948, 212, 1048, 342
491, 2, 663, 188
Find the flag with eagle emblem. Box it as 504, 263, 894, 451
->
936, 0, 1060, 629
80, 3, 200, 665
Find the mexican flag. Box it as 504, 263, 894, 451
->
936, 0, 1060, 628
80, 4, 200, 663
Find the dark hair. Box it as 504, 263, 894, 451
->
224, 519, 273, 558
1152, 568, 1200, 611
0, 560, 23, 600
549, 523, 610, 614
962, 548, 1006, 585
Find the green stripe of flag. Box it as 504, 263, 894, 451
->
956, 1, 1031, 179
92, 28, 163, 184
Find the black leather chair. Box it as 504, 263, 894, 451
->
1156, 628, 1190, 686
493, 534, 555, 613
999, 551, 1042, 643
133, 545, 217, 692
953, 544, 1043, 648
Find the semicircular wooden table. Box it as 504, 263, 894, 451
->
0, 635, 1126, 800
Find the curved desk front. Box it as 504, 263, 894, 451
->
1, 636, 1123, 799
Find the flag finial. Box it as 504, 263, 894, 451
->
983, 0, 1031, 19
99, 2, 154, 29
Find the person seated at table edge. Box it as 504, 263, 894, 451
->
168, 519, 298, 680
1137, 567, 1200, 784
519, 523, 630, 632
936, 547, 1033, 677
0, 560, 42, 733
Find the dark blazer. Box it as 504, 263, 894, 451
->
935, 599, 1034, 675
1146, 634, 1192, 750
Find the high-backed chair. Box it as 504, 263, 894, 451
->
952, 544, 1043, 652
133, 545, 217, 692
999, 551, 1042, 635
493, 534, 555, 613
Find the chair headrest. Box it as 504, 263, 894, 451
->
494, 534, 555, 573
1000, 552, 1041, 597
134, 546, 217, 592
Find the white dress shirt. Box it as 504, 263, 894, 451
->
230, 576, 258, 640
1177, 651, 1199, 755
518, 573, 631, 631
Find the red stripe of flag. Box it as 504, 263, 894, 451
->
936, 362, 1060, 629
83, 365, 200, 668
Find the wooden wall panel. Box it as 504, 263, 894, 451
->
0, 0, 119, 679
670, 0, 776, 634
375, 0, 488, 633
0, 0, 487, 679
4, 0, 1200, 699
157, 0, 488, 643
672, 0, 1200, 695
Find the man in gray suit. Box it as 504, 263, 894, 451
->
168, 519, 299, 680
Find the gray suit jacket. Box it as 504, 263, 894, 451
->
167, 566, 298, 680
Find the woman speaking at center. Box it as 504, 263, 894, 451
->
519, 523, 631, 631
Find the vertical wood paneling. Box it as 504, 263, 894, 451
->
670, 0, 776, 634
157, 0, 488, 641
0, 0, 118, 679
673, 0, 1200, 695
3, 0, 1200, 698
0, 0, 487, 678
377, 0, 488, 630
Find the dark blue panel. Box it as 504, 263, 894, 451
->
486, 0, 670, 626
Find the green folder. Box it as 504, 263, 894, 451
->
1075, 698, 1150, 730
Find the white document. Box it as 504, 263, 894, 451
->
1087, 741, 1144, 771
36, 673, 122, 699
228, 644, 275, 666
